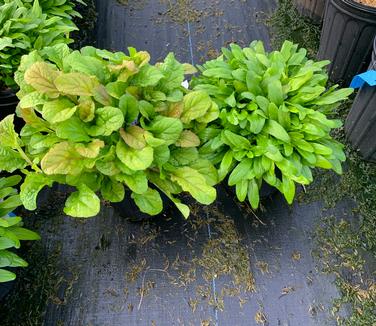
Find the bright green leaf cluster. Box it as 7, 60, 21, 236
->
0, 175, 40, 283
0, 0, 83, 88
0, 44, 218, 218
191, 41, 353, 208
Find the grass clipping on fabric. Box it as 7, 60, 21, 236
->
125, 204, 255, 312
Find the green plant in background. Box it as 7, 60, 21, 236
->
0, 0, 82, 89
0, 175, 40, 282
0, 44, 218, 218
191, 40, 353, 208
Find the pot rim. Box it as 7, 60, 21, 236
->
342, 0, 376, 14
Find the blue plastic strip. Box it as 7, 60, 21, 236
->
7, 212, 16, 217
350, 70, 376, 88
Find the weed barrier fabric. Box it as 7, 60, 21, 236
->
1, 0, 356, 325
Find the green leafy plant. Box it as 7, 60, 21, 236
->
0, 175, 40, 282
0, 0, 82, 89
0, 44, 218, 218
191, 40, 353, 208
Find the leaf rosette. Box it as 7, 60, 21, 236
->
0, 44, 218, 218
0, 0, 82, 88
191, 40, 353, 208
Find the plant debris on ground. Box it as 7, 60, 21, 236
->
124, 204, 255, 313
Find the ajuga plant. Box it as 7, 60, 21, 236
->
0, 44, 218, 218
0, 175, 40, 282
191, 41, 353, 208
0, 0, 81, 89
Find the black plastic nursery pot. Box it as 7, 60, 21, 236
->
318, 0, 376, 85
0, 88, 23, 131
345, 38, 376, 162
294, 0, 326, 22
368, 35, 376, 69
0, 88, 18, 118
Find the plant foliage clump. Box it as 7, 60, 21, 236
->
0, 44, 219, 218
191, 40, 353, 208
0, 0, 83, 88
0, 175, 40, 282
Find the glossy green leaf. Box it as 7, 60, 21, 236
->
64, 184, 101, 218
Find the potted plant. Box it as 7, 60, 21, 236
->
294, 0, 326, 22
345, 36, 376, 161
191, 40, 353, 209
318, 0, 376, 85
0, 44, 218, 219
0, 175, 40, 300
0, 0, 81, 122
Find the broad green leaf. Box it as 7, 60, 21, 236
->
95, 146, 120, 176
0, 175, 21, 189
42, 98, 76, 124
196, 102, 220, 124
228, 159, 253, 186
131, 188, 163, 215
29, 133, 61, 151
116, 171, 148, 194
264, 120, 290, 142
147, 116, 183, 145
55, 73, 100, 96
75, 140, 105, 158
221, 130, 250, 149
101, 178, 125, 202
190, 159, 218, 186
153, 145, 170, 166
20, 173, 53, 210
120, 126, 146, 149
64, 184, 101, 218
116, 140, 153, 171
63, 51, 109, 82
106, 81, 127, 99
132, 65, 164, 87
170, 147, 198, 166
0, 250, 27, 268
176, 130, 200, 148
41, 142, 85, 175
77, 99, 95, 122
282, 174, 295, 204
0, 269, 16, 282
147, 171, 182, 195
0, 115, 19, 148
119, 94, 139, 123
24, 62, 59, 98
315, 155, 333, 169
0, 146, 26, 172
218, 150, 234, 181
0, 237, 15, 250
9, 227, 40, 241
236, 179, 248, 202
93, 85, 112, 106
181, 91, 212, 123
40, 44, 71, 70
88, 107, 124, 136
159, 53, 184, 89
202, 66, 233, 79
56, 117, 91, 142
267, 80, 284, 105
312, 143, 333, 156
247, 179, 259, 209
312, 88, 353, 105
19, 92, 47, 109
170, 167, 216, 205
